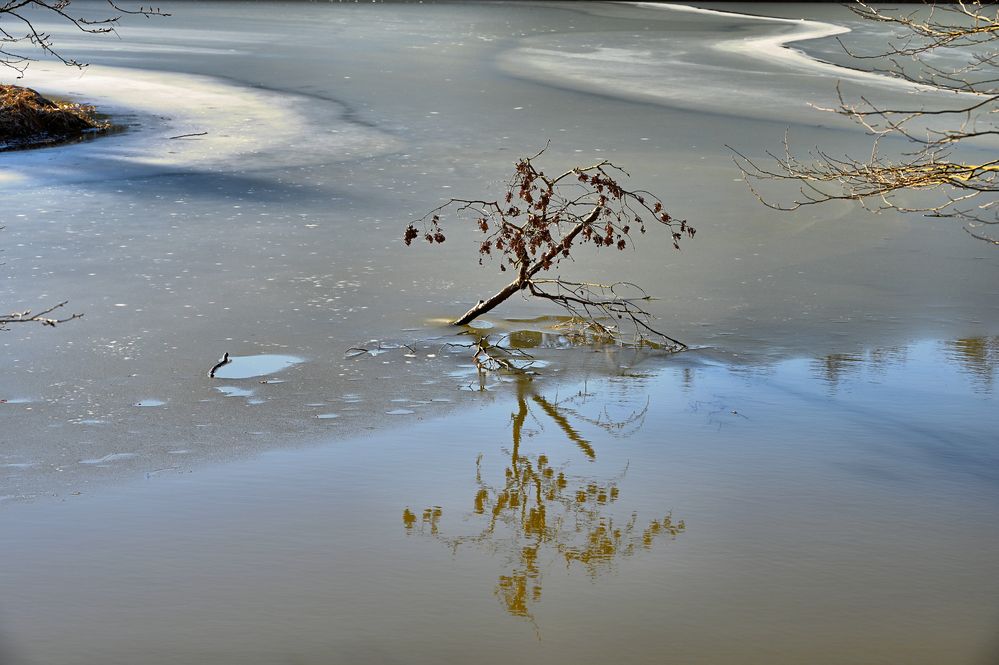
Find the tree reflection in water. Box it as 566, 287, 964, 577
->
810, 336, 999, 394
403, 373, 685, 622
946, 336, 999, 393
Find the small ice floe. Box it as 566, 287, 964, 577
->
210, 354, 303, 380
133, 399, 166, 407
316, 413, 339, 420
79, 453, 138, 465
145, 466, 179, 478
345, 347, 389, 358
215, 386, 254, 398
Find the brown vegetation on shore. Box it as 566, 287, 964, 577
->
0, 84, 109, 150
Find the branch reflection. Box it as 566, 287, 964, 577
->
946, 336, 999, 393
403, 373, 685, 622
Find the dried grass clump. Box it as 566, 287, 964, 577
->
0, 84, 110, 149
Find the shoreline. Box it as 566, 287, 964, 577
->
0, 83, 114, 152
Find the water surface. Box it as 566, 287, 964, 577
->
1, 2, 997, 664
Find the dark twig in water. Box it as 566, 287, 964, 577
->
208, 352, 230, 378
168, 131, 208, 140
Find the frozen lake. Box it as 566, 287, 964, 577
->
1, 3, 997, 664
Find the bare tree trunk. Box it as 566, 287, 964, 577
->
451, 205, 601, 326
452, 280, 524, 326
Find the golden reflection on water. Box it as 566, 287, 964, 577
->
810, 336, 999, 393
946, 336, 999, 393
403, 374, 685, 622
811, 346, 908, 389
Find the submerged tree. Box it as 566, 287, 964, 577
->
736, 1, 999, 244
1, 0, 168, 76
405, 148, 695, 349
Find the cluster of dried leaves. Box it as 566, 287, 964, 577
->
406, 150, 693, 260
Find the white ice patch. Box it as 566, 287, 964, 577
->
633, 2, 961, 93
501, 3, 960, 126
0, 63, 400, 189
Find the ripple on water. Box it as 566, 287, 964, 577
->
215, 386, 254, 398
79, 453, 138, 465
211, 354, 303, 380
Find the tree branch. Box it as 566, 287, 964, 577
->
1, 300, 82, 329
